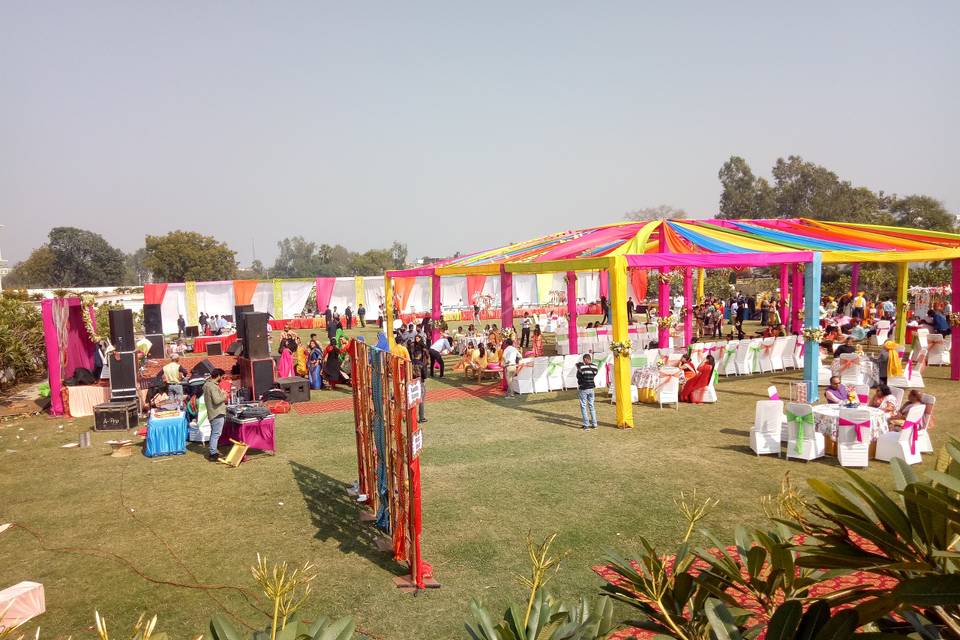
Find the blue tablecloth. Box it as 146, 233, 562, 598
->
145, 412, 188, 457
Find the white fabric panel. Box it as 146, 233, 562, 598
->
440, 276, 467, 308
404, 277, 432, 313
250, 282, 274, 315
577, 272, 600, 304
329, 278, 356, 312
513, 275, 537, 306
363, 277, 385, 313
160, 284, 187, 334
194, 282, 234, 318
280, 281, 314, 317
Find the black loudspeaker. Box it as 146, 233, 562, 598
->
185, 325, 200, 338
240, 357, 275, 400
242, 312, 269, 359
190, 359, 216, 379
206, 341, 223, 356
109, 351, 138, 400
226, 341, 244, 356
142, 304, 163, 334
109, 309, 135, 351
234, 304, 254, 343
144, 334, 165, 359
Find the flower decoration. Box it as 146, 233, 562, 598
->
610, 340, 632, 357
80, 295, 102, 343
950, 312, 960, 328
801, 326, 825, 343
656, 316, 676, 329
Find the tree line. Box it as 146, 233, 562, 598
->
3, 228, 410, 288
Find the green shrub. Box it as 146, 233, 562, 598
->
0, 297, 45, 384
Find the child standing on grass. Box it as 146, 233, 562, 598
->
576, 354, 598, 430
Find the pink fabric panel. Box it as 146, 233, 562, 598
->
599, 272, 609, 299
0, 581, 45, 627
387, 267, 437, 277
499, 267, 513, 331
535, 225, 644, 262
65, 304, 95, 377
624, 251, 813, 269
315, 278, 336, 310
566, 271, 578, 354
42, 300, 64, 416
466, 275, 487, 304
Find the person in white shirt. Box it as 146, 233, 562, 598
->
429, 334, 452, 378
501, 338, 521, 397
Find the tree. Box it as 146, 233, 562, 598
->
249, 259, 266, 276
124, 248, 150, 285
43, 227, 127, 286
890, 194, 956, 231
5, 246, 56, 288
270, 237, 323, 278
719, 157, 764, 218
624, 205, 688, 221
390, 242, 408, 270
349, 249, 395, 275
144, 231, 237, 281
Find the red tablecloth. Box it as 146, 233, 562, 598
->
221, 415, 276, 455
193, 333, 238, 354
269, 318, 326, 330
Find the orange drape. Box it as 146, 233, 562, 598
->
233, 280, 259, 305
466, 275, 487, 305
630, 269, 648, 300
393, 277, 416, 313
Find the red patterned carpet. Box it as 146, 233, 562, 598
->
141, 355, 239, 378
594, 536, 898, 639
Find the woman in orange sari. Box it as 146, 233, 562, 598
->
680, 355, 714, 404
530, 325, 544, 357
678, 354, 697, 381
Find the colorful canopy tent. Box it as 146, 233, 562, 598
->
386, 219, 960, 428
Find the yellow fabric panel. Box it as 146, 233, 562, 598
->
611, 220, 658, 256
185, 281, 198, 326
827, 220, 960, 242
354, 276, 364, 306
608, 256, 633, 428
807, 220, 938, 250
536, 273, 555, 304
273, 279, 283, 319
696, 268, 705, 304
506, 257, 610, 273
821, 248, 960, 264
435, 264, 500, 276
895, 263, 909, 345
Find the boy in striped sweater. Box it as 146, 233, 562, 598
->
576, 355, 598, 430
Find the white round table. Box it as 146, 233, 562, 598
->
812, 404, 889, 441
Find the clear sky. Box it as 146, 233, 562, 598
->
2, 1, 957, 266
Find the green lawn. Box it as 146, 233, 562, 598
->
1, 321, 956, 639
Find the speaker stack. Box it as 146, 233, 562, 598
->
142, 303, 165, 358
108, 309, 138, 402
238, 311, 273, 399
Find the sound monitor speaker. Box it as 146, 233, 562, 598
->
206, 341, 223, 356
109, 351, 138, 400
190, 359, 217, 379
242, 312, 269, 359
109, 309, 135, 351
226, 341, 244, 356
234, 304, 254, 342
240, 357, 275, 400
144, 334, 165, 359
142, 304, 163, 335
185, 325, 200, 338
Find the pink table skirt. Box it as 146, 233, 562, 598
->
221, 415, 276, 454
193, 333, 238, 354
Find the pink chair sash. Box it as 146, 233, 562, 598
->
857, 393, 869, 403
838, 417, 870, 443
906, 359, 914, 379
655, 370, 681, 391
838, 359, 858, 373
902, 419, 920, 455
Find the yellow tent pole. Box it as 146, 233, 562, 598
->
895, 262, 909, 344
609, 256, 633, 429
384, 275, 395, 349
696, 268, 705, 304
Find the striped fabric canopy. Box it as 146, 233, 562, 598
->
405, 219, 960, 276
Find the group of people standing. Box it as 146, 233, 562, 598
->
276, 329, 351, 391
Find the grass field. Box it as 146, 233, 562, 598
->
1, 319, 957, 639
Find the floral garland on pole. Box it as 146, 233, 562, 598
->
79, 294, 102, 343
610, 340, 632, 357
949, 312, 960, 328
801, 326, 825, 343
656, 316, 676, 329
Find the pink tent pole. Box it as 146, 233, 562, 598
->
683, 267, 693, 345
779, 264, 789, 322
850, 263, 861, 295
499, 265, 514, 335
952, 259, 960, 381
431, 272, 441, 342
566, 271, 578, 354
41, 299, 64, 416
791, 264, 803, 334
657, 222, 670, 348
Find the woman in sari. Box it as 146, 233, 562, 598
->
466, 344, 488, 379
277, 346, 295, 378
678, 353, 697, 381
679, 354, 714, 404
321, 339, 350, 389
307, 340, 324, 390
455, 341, 477, 372
530, 325, 544, 357
295, 338, 309, 377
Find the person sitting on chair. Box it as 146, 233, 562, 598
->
868, 383, 898, 418
824, 376, 849, 404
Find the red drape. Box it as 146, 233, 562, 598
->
630, 269, 648, 300
143, 283, 168, 304
315, 278, 336, 310
233, 280, 258, 305
466, 275, 487, 305
393, 277, 416, 313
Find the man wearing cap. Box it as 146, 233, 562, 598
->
162, 354, 189, 403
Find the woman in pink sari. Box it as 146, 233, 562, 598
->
277, 347, 295, 378
679, 355, 714, 404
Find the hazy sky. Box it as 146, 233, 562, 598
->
2, 1, 958, 266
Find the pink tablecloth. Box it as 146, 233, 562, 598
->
221, 415, 276, 455
65, 384, 110, 417
193, 333, 238, 354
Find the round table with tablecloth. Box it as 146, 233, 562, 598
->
813, 404, 889, 441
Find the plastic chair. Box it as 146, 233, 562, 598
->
531, 357, 550, 393
911, 329, 929, 361
836, 353, 863, 386
837, 407, 871, 468
889, 348, 926, 388
656, 367, 680, 410
875, 404, 924, 465
853, 384, 871, 404
917, 393, 936, 453
750, 400, 784, 457
782, 335, 798, 369
785, 402, 824, 462
547, 356, 565, 391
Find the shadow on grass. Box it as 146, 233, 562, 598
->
289, 460, 405, 575
720, 428, 750, 437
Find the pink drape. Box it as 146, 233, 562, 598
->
630, 269, 648, 300
466, 275, 487, 305
66, 305, 95, 375
315, 278, 336, 311
43, 298, 96, 416
143, 283, 168, 304
599, 272, 609, 300
623, 251, 814, 269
